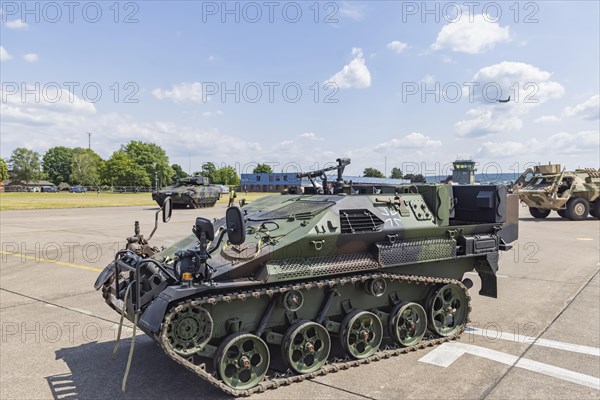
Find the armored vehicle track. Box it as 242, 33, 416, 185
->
159, 272, 470, 396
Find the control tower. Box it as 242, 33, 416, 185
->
452, 158, 477, 185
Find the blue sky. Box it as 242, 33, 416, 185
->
1, 1, 599, 177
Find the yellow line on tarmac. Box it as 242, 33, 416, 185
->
0, 250, 103, 272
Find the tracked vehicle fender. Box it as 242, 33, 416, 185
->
139, 287, 209, 333
475, 253, 498, 298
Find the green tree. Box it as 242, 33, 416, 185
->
199, 162, 218, 183
70, 149, 103, 186
43, 146, 75, 185
363, 167, 385, 178
123, 141, 174, 186
215, 166, 240, 185
404, 173, 426, 183
100, 151, 150, 187
171, 164, 188, 181
253, 163, 273, 174
9, 148, 43, 184
389, 167, 403, 179
0, 158, 9, 182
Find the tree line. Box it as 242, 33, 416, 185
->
362, 166, 426, 183
0, 150, 427, 188
1, 141, 241, 188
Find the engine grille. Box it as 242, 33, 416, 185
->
340, 209, 384, 234
374, 238, 456, 266
266, 253, 379, 282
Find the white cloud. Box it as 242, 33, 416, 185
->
327, 48, 371, 89
1, 46, 12, 62
455, 106, 523, 137
201, 110, 223, 117
470, 61, 564, 102
387, 41, 409, 54
374, 132, 441, 150
431, 14, 510, 54
299, 132, 324, 141
455, 61, 564, 137
563, 95, 599, 120
420, 75, 435, 84
152, 82, 206, 103
4, 19, 28, 29
339, 2, 365, 21
534, 115, 561, 123
477, 131, 599, 158
477, 141, 528, 158
208, 55, 216, 62
23, 53, 39, 63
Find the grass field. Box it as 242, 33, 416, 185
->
0, 192, 276, 210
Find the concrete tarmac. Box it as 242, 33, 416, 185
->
1, 204, 598, 399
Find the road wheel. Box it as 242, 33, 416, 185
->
557, 209, 567, 218
529, 208, 551, 218
214, 333, 270, 390
565, 198, 589, 220
590, 202, 600, 219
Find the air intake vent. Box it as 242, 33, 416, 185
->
340, 209, 384, 234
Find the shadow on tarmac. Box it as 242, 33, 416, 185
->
519, 216, 599, 222
47, 337, 231, 399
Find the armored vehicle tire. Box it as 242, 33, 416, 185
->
388, 301, 427, 347
282, 320, 331, 374
340, 310, 383, 359
590, 202, 600, 219
529, 208, 551, 218
426, 283, 469, 337
214, 332, 270, 390
566, 198, 589, 220
557, 209, 567, 218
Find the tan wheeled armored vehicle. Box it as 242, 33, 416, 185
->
515, 164, 600, 220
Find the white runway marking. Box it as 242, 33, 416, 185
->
464, 272, 510, 279
419, 342, 600, 390
66, 307, 93, 315
465, 326, 600, 357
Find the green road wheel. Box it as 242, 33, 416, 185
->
388, 301, 427, 347
340, 310, 383, 359
166, 306, 213, 356
215, 333, 270, 390
282, 320, 331, 374
427, 284, 468, 337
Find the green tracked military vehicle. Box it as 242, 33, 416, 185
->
152, 176, 221, 209
515, 164, 600, 220
95, 158, 518, 396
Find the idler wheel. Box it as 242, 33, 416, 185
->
214, 333, 270, 390
388, 301, 427, 347
165, 306, 213, 356
426, 283, 468, 337
340, 310, 383, 359
282, 320, 331, 374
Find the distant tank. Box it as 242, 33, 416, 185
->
152, 176, 221, 209
515, 164, 600, 220
96, 158, 518, 396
